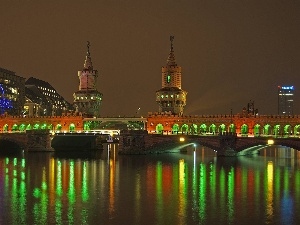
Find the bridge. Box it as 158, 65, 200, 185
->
0, 130, 52, 153
119, 131, 300, 156
0, 115, 146, 133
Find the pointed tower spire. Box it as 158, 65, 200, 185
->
84, 41, 93, 70
167, 36, 176, 66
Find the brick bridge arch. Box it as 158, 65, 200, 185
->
0, 133, 28, 150
0, 130, 52, 152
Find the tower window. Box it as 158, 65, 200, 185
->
167, 74, 171, 83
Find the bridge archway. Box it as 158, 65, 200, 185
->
284, 125, 291, 136
263, 124, 271, 135
56, 124, 62, 132
294, 125, 300, 136
181, 124, 189, 133
172, 124, 179, 134
26, 124, 32, 130
69, 123, 75, 132
229, 124, 235, 133
156, 123, 164, 134
254, 124, 260, 136
190, 124, 197, 134
241, 124, 248, 136
84, 123, 90, 131
12, 124, 18, 132
273, 124, 280, 136
3, 124, 8, 132
219, 124, 226, 134
209, 124, 216, 134
199, 124, 207, 134
19, 124, 26, 132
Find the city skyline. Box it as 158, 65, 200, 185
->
1, 0, 299, 116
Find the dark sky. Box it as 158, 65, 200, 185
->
1, 0, 299, 116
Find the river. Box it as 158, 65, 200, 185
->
0, 144, 300, 225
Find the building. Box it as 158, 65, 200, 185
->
0, 67, 25, 116
278, 86, 294, 115
155, 36, 187, 116
73, 41, 103, 117
25, 77, 72, 116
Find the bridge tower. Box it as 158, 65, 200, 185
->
155, 36, 187, 116
73, 41, 103, 117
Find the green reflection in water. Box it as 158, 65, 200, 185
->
178, 159, 187, 224
33, 188, 41, 198
198, 163, 206, 223
11, 177, 18, 225
19, 180, 27, 224
13, 158, 17, 166
41, 168, 48, 224
68, 161, 75, 224
56, 160, 63, 197
227, 167, 234, 223
266, 161, 274, 223
21, 158, 25, 168
55, 160, 63, 224
295, 170, 300, 199
156, 161, 163, 224
283, 168, 289, 193
274, 167, 281, 207
255, 168, 261, 216
82, 161, 89, 202
32, 168, 49, 224
21, 171, 25, 180
219, 168, 225, 221
134, 172, 141, 225
209, 162, 216, 213
192, 155, 197, 218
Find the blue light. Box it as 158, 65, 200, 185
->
281, 86, 294, 90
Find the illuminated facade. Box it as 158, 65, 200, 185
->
278, 86, 294, 115
25, 77, 72, 116
155, 36, 187, 116
0, 67, 25, 116
73, 42, 103, 117
147, 112, 300, 137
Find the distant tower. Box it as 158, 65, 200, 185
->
73, 42, 103, 117
155, 36, 187, 115
278, 86, 294, 115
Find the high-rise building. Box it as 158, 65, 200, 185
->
155, 36, 187, 115
25, 77, 72, 116
278, 86, 294, 115
0, 67, 25, 116
73, 42, 103, 117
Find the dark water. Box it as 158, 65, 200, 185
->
1, 144, 300, 225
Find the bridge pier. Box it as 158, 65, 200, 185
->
26, 130, 53, 151
218, 132, 238, 156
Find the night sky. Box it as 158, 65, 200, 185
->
1, 0, 299, 116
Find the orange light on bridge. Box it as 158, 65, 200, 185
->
179, 137, 185, 142
268, 139, 274, 145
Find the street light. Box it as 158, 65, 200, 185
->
193, 143, 196, 151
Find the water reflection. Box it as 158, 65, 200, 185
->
0, 145, 300, 224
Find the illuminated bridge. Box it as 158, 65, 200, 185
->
119, 131, 300, 156
0, 115, 146, 133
